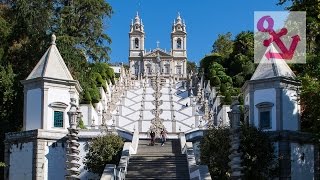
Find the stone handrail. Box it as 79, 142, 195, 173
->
179, 133, 200, 179
100, 131, 139, 180
130, 130, 139, 154
100, 164, 125, 180
179, 133, 211, 180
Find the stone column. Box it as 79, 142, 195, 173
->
42, 87, 49, 129
228, 101, 243, 180
278, 135, 291, 179
66, 98, 80, 179
33, 139, 46, 180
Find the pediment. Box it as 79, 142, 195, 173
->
144, 49, 172, 58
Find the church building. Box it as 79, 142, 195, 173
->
129, 13, 187, 78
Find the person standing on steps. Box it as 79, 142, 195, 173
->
150, 130, 155, 146
160, 129, 167, 146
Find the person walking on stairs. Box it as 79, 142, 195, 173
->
160, 129, 167, 146
150, 130, 155, 146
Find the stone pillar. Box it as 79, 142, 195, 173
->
278, 136, 291, 180
33, 139, 46, 180
228, 101, 243, 180
4, 143, 10, 179
42, 87, 49, 129
66, 98, 80, 179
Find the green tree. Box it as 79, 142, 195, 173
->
212, 32, 234, 58
0, 0, 114, 165
84, 134, 124, 175
187, 61, 197, 73
200, 125, 278, 179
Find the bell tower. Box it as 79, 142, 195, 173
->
129, 12, 145, 75
171, 13, 187, 57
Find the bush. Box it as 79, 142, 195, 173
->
223, 91, 232, 105
77, 119, 86, 129
84, 134, 124, 175
200, 125, 278, 179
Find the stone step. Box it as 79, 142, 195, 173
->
131, 154, 186, 157
126, 178, 189, 180
130, 155, 186, 159
130, 159, 187, 162
127, 163, 188, 167
126, 171, 189, 179
127, 167, 189, 172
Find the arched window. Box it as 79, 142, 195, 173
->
134, 38, 139, 48
177, 38, 182, 49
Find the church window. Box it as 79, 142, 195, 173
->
54, 111, 64, 128
260, 111, 271, 129
177, 38, 182, 49
134, 38, 139, 48
176, 66, 182, 74
256, 102, 273, 130
165, 65, 169, 74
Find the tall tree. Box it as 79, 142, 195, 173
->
0, 0, 114, 166
212, 32, 234, 58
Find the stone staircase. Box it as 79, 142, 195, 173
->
126, 139, 190, 180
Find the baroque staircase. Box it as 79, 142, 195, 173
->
126, 139, 190, 180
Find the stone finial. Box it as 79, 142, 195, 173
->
51, 34, 56, 45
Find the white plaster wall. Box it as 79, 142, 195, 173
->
143, 111, 153, 120
79, 104, 98, 127
176, 122, 191, 132
47, 88, 71, 130
142, 120, 152, 132
179, 97, 190, 106
111, 66, 121, 74
180, 107, 192, 116
9, 142, 33, 180
44, 142, 66, 180
253, 88, 276, 130
124, 98, 136, 107
125, 112, 139, 122
161, 102, 171, 110
144, 101, 155, 110
122, 106, 134, 116
175, 111, 188, 121
80, 104, 90, 126
160, 94, 170, 101
291, 143, 314, 179
26, 88, 42, 130
282, 89, 299, 130
217, 105, 230, 126
160, 110, 172, 120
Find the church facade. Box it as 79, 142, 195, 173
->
129, 13, 187, 78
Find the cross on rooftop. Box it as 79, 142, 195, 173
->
156, 41, 160, 48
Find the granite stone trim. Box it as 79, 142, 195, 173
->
278, 140, 291, 179
4, 143, 10, 180
249, 90, 254, 125
33, 139, 46, 180
266, 130, 316, 144
314, 144, 319, 180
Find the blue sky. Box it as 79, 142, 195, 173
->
106, 0, 290, 65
